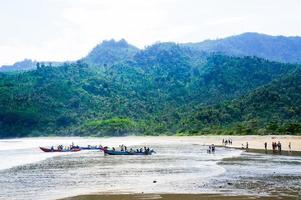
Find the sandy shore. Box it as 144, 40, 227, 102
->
57, 135, 301, 200
215, 135, 301, 151
61, 193, 299, 200
168, 135, 301, 152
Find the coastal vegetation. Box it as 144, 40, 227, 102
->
0, 38, 300, 138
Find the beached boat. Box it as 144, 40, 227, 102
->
103, 148, 155, 155
39, 147, 81, 152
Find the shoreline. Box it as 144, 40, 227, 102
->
1, 136, 300, 200
60, 193, 299, 200
214, 145, 301, 156
2, 135, 301, 153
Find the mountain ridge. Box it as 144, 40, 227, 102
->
184, 32, 301, 63
0, 44, 300, 137
3, 32, 301, 72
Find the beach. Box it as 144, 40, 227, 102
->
180, 135, 301, 152
62, 193, 300, 200
0, 136, 300, 200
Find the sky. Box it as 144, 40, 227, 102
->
0, 0, 301, 66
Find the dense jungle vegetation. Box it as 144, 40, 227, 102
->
0, 40, 300, 138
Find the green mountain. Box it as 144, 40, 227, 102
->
185, 32, 301, 64
187, 68, 301, 135
0, 42, 299, 138
83, 39, 139, 66
3, 33, 301, 72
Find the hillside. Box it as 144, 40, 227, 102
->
83, 39, 139, 66
185, 32, 301, 64
186, 68, 301, 135
0, 43, 299, 138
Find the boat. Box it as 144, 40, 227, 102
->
39, 147, 81, 152
102, 147, 155, 155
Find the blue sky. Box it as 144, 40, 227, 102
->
0, 0, 300, 65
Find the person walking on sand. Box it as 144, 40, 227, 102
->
289, 142, 292, 152
264, 142, 267, 152
246, 142, 249, 151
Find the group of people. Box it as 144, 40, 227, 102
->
271, 141, 282, 152
265, 141, 292, 153
115, 145, 152, 153
222, 138, 233, 145
207, 144, 216, 153
50, 143, 80, 151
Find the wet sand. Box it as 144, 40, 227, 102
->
2, 136, 300, 200
60, 135, 301, 200
61, 193, 300, 200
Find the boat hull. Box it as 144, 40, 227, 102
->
39, 147, 81, 152
103, 149, 154, 155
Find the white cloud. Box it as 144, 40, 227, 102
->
0, 0, 301, 65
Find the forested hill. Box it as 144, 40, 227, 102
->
186, 68, 301, 135
83, 39, 139, 66
3, 32, 301, 72
0, 42, 300, 138
184, 32, 301, 64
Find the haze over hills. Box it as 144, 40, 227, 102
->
0, 59, 68, 72
0, 59, 37, 72
0, 39, 300, 138
2, 32, 301, 72
185, 32, 301, 64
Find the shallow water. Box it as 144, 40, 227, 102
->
0, 137, 300, 200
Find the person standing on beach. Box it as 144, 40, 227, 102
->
277, 141, 282, 153
289, 142, 292, 152
272, 142, 276, 152
264, 142, 267, 152
246, 142, 249, 151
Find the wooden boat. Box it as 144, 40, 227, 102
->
39, 147, 81, 152
102, 148, 155, 155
